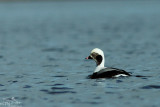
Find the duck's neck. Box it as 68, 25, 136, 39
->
94, 58, 105, 73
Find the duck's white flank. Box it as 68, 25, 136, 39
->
114, 74, 128, 77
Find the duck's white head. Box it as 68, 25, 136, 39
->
86, 48, 105, 69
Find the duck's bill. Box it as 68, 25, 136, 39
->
85, 56, 92, 59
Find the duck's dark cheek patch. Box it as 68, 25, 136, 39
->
96, 55, 102, 65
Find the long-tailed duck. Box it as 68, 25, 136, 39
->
85, 48, 131, 79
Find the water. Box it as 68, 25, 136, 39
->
0, 1, 160, 107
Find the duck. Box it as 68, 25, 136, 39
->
85, 48, 131, 79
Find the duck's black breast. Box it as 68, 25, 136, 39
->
88, 68, 131, 79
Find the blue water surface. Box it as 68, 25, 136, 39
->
0, 1, 160, 107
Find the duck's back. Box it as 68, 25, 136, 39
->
89, 68, 131, 79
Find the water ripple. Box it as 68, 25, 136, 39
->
141, 85, 160, 89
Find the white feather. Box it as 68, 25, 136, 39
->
91, 48, 105, 73
114, 74, 128, 77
